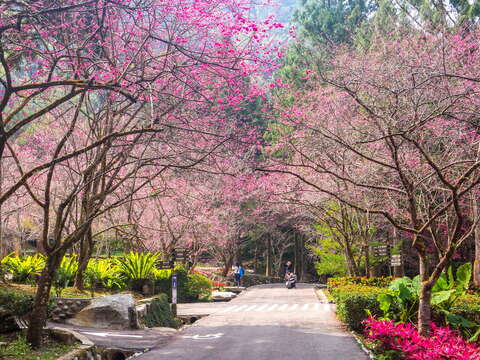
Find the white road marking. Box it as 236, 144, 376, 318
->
253, 304, 270, 312
218, 303, 326, 313
289, 304, 299, 311
265, 304, 279, 312
220, 305, 241, 313
243, 305, 259, 312
82, 332, 143, 338
183, 333, 224, 340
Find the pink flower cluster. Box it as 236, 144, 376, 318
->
363, 317, 480, 360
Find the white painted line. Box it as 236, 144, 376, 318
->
278, 304, 289, 311
253, 304, 270, 312
83, 332, 143, 338
301, 304, 310, 311
323, 304, 330, 311
264, 304, 279, 312
243, 305, 259, 312
289, 304, 299, 311
314, 303, 321, 311
231, 305, 250, 312
220, 305, 240, 313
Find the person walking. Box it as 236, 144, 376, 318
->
284, 261, 293, 278
233, 263, 245, 287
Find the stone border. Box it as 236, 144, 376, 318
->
350, 331, 376, 360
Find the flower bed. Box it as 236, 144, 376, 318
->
363, 317, 480, 360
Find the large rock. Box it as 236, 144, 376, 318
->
66, 294, 135, 330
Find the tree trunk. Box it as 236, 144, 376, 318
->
392, 228, 404, 277
417, 250, 432, 336
364, 245, 370, 278
474, 196, 480, 287
253, 243, 258, 273
344, 238, 359, 276
27, 253, 64, 348
74, 227, 93, 290
265, 236, 272, 277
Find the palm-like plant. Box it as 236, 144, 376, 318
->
85, 258, 124, 295
1, 253, 46, 283
52, 256, 79, 297
115, 252, 159, 291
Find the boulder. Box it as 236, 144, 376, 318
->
66, 294, 135, 330
211, 291, 236, 301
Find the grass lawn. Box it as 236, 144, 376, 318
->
0, 333, 75, 360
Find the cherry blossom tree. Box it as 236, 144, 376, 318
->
264, 29, 480, 335
1, 0, 282, 347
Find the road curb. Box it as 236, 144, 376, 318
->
350, 331, 376, 360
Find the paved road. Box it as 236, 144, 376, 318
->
138, 284, 368, 360
48, 323, 177, 351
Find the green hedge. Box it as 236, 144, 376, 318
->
153, 267, 211, 302
327, 276, 393, 289
449, 294, 480, 324
329, 284, 390, 332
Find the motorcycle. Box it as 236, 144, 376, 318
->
285, 273, 297, 289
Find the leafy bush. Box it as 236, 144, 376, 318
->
143, 293, 179, 328
185, 272, 211, 301
0, 289, 35, 317
363, 317, 480, 360
152, 266, 189, 302
85, 258, 124, 292
116, 252, 159, 291
329, 284, 389, 332
1, 253, 45, 283
327, 276, 392, 289
52, 256, 78, 297
377, 276, 419, 323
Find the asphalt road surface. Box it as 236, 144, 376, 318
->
138, 283, 369, 360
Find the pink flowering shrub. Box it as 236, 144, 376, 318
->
363, 317, 480, 360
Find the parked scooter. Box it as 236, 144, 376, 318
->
285, 272, 297, 289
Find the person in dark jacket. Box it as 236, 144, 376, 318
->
284, 261, 293, 278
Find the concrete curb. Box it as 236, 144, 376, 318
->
350, 331, 376, 360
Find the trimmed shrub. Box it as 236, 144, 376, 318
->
327, 276, 392, 289
330, 284, 389, 332
241, 274, 282, 287
142, 294, 179, 328
450, 295, 480, 324
185, 272, 211, 301
152, 266, 189, 302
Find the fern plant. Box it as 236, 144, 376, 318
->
116, 252, 159, 291
1, 253, 45, 283
85, 258, 124, 296
52, 255, 78, 297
